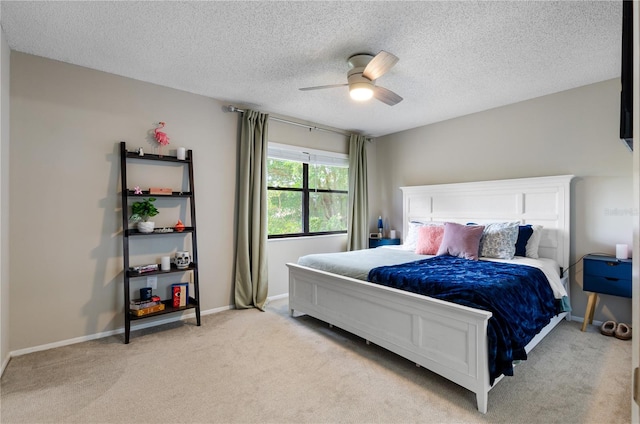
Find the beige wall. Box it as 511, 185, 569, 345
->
375, 79, 633, 325
8, 51, 629, 352
1, 27, 10, 371
9, 52, 242, 350
8, 52, 351, 352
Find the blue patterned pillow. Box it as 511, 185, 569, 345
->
479, 222, 519, 259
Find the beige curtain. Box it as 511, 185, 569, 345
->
234, 109, 269, 310
346, 134, 368, 251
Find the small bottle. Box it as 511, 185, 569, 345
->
378, 216, 383, 238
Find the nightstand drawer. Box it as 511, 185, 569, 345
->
369, 238, 401, 248
584, 257, 631, 279
583, 275, 632, 298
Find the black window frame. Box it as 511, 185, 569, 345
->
267, 162, 348, 239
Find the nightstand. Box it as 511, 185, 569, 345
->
580, 254, 632, 332
369, 238, 401, 248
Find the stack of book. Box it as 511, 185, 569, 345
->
130, 295, 165, 316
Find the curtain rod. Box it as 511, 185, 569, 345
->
226, 105, 350, 137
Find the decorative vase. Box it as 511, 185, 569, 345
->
175, 251, 191, 269
137, 221, 155, 233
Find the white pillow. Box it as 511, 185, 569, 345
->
404, 221, 427, 250
525, 225, 544, 258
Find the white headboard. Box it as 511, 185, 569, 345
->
400, 175, 574, 270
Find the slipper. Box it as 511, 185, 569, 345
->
600, 320, 617, 336
615, 323, 632, 340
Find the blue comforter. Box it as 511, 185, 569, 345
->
367, 255, 557, 384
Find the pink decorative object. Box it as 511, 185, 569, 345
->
134, 186, 142, 195
154, 121, 170, 157
154, 122, 170, 146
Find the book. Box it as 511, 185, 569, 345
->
131, 295, 161, 304
130, 295, 162, 310
130, 303, 165, 316
171, 283, 189, 308
130, 264, 159, 274
130, 301, 162, 310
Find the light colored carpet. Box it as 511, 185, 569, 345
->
0, 298, 632, 423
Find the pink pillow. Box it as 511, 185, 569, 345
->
436, 222, 485, 260
415, 225, 444, 255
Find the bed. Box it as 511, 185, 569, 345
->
287, 175, 573, 413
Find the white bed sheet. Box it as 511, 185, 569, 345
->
298, 245, 567, 300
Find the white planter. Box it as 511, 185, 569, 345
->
137, 221, 155, 233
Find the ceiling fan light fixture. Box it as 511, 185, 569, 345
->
350, 82, 374, 101
300, 51, 402, 106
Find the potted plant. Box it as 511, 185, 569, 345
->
130, 198, 159, 233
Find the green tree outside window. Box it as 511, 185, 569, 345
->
267, 157, 348, 237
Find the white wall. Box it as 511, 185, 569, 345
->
0, 27, 10, 373
374, 79, 633, 325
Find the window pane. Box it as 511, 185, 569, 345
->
309, 164, 348, 191
268, 190, 302, 235
309, 192, 348, 232
268, 159, 302, 188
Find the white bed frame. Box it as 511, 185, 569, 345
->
287, 175, 573, 413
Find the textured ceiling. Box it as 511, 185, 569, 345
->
0, 1, 622, 137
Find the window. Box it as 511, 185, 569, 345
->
267, 143, 348, 238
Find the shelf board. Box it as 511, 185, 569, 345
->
128, 263, 196, 278
129, 298, 198, 321
126, 227, 194, 236
126, 151, 191, 163
127, 190, 193, 198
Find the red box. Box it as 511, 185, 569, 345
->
171, 284, 188, 308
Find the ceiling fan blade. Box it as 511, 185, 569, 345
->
373, 86, 403, 106
299, 84, 348, 91
363, 51, 399, 81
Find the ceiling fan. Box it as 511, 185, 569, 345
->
299, 51, 403, 106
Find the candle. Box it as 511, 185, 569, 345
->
616, 244, 628, 260
177, 147, 186, 160
161, 256, 171, 271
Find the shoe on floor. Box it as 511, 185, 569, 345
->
615, 323, 632, 340
600, 320, 617, 336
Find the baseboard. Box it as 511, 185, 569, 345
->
570, 315, 604, 328
267, 293, 288, 302
1, 351, 10, 377
9, 303, 234, 358
8, 294, 289, 359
